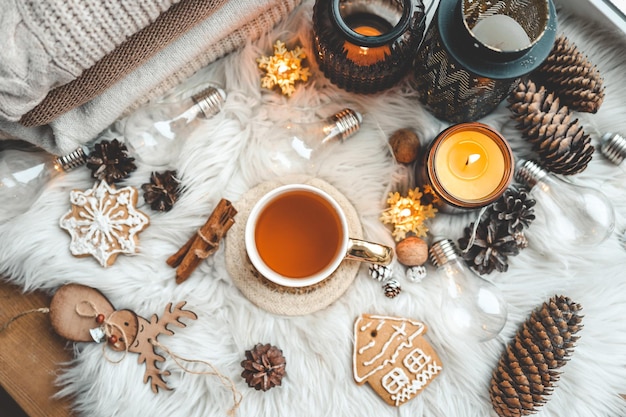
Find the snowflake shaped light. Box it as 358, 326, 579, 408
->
380, 187, 438, 241
60, 181, 150, 267
257, 40, 311, 96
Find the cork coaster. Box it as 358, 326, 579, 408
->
225, 176, 363, 316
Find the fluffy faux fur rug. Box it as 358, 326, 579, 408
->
2, 1, 626, 416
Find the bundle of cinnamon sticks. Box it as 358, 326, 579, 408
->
167, 198, 237, 284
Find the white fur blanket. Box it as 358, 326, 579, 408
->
2, 1, 626, 417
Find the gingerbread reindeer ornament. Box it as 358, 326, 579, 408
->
49, 283, 198, 393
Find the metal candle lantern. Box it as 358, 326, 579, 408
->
313, 0, 426, 94
412, 0, 557, 122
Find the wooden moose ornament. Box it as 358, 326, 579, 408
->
49, 283, 197, 393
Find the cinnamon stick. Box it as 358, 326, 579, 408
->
167, 198, 237, 284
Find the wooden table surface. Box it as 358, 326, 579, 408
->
0, 279, 73, 417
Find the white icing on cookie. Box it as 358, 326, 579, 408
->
60, 181, 150, 267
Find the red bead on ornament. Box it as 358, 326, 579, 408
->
96, 314, 105, 324
108, 335, 118, 345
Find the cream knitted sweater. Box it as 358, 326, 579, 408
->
0, 0, 300, 153
0, 0, 178, 121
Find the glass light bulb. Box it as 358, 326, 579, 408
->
430, 239, 508, 342
123, 86, 226, 166
267, 108, 362, 175
600, 132, 626, 166
0, 142, 88, 224
515, 159, 615, 246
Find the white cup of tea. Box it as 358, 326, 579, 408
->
245, 184, 393, 287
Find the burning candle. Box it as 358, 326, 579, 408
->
343, 24, 391, 65
418, 122, 514, 211
471, 14, 531, 51
313, 0, 426, 94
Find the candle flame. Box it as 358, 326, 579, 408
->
466, 153, 481, 166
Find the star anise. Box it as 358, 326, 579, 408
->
142, 170, 180, 212
241, 343, 286, 391
87, 138, 136, 183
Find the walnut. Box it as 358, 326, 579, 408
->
395, 236, 428, 266
388, 128, 420, 164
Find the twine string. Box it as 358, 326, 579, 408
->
0, 307, 50, 333
195, 229, 218, 259
75, 300, 130, 364
461, 205, 490, 254
150, 339, 242, 417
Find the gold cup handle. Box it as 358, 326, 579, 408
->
345, 238, 394, 266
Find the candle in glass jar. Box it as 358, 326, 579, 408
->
342, 13, 392, 66
422, 122, 513, 210
471, 14, 531, 51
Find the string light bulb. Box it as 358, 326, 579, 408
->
0, 141, 88, 224
515, 159, 615, 246
267, 108, 362, 175
429, 239, 508, 342
124, 85, 226, 166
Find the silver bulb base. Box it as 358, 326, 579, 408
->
54, 146, 89, 172
429, 239, 458, 267
600, 132, 626, 165
514, 159, 547, 188
192, 86, 227, 119
330, 108, 362, 142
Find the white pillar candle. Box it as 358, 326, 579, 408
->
471, 14, 531, 51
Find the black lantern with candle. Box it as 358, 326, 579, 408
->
412, 0, 556, 123
313, 0, 426, 94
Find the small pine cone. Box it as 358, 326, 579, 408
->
406, 265, 427, 283
241, 343, 286, 391
491, 187, 536, 234
87, 139, 137, 183
490, 295, 583, 417
458, 220, 520, 275
533, 35, 605, 113
508, 79, 594, 175
383, 279, 401, 298
141, 170, 180, 212
369, 264, 393, 282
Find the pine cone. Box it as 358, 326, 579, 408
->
369, 263, 393, 282
491, 187, 536, 234
241, 343, 286, 391
490, 295, 583, 417
533, 35, 604, 113
383, 278, 402, 298
87, 139, 136, 183
459, 220, 520, 275
508, 79, 594, 175
406, 265, 427, 283
142, 170, 180, 212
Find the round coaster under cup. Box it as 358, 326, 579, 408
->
225, 176, 363, 316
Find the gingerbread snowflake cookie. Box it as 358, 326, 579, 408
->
353, 314, 442, 406
60, 180, 150, 267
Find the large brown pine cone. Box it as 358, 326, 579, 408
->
532, 35, 604, 113
241, 343, 286, 391
490, 295, 583, 417
508, 79, 594, 175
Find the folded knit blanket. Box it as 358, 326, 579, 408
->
0, 0, 301, 154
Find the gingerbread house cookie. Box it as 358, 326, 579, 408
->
60, 180, 150, 267
353, 314, 442, 406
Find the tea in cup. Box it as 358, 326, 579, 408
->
245, 184, 393, 287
